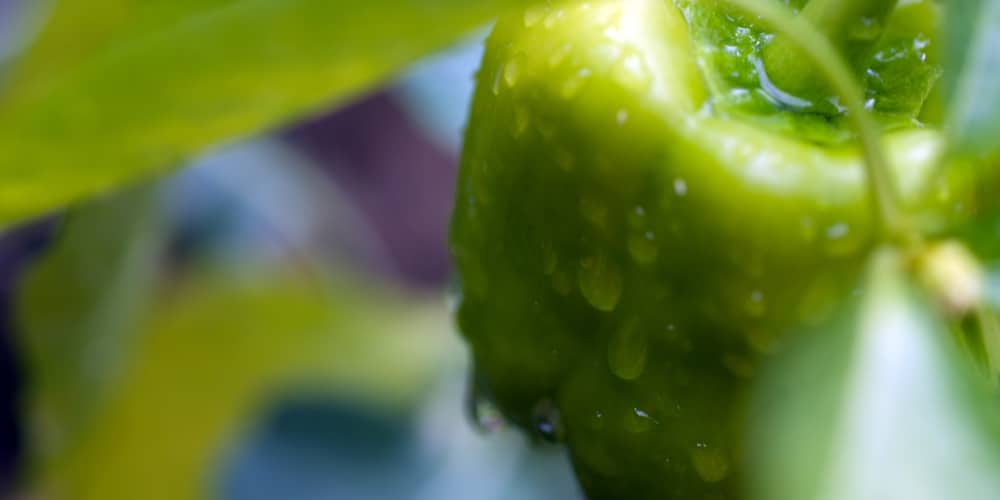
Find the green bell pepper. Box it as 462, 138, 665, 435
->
449, 0, 984, 498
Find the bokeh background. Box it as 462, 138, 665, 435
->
0, 2, 584, 498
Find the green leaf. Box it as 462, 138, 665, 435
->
749, 249, 1000, 500
0, 0, 531, 225
944, 0, 1000, 156
33, 273, 454, 500
15, 183, 167, 461
14, 174, 458, 499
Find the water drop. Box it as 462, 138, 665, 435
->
623, 54, 644, 76
523, 4, 547, 27
549, 270, 571, 296
824, 222, 862, 256
874, 46, 904, 63
616, 109, 629, 126
445, 285, 462, 314
579, 196, 609, 228
535, 118, 556, 140
673, 178, 688, 197
691, 444, 730, 482
627, 206, 647, 231
753, 57, 813, 110
578, 253, 624, 312
544, 9, 566, 29
604, 25, 625, 43
613, 52, 652, 92
624, 407, 655, 433
826, 96, 847, 114
491, 65, 503, 96
503, 59, 521, 88
512, 104, 531, 137
744, 289, 766, 317
589, 410, 605, 430
532, 399, 563, 443
554, 146, 575, 172
664, 322, 692, 352
826, 222, 849, 239
628, 232, 658, 264
561, 68, 592, 99
466, 369, 505, 434
548, 42, 573, 67
865, 67, 883, 84
608, 319, 648, 380
848, 16, 881, 41
729, 87, 752, 103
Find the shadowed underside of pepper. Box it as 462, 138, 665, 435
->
450, 0, 967, 499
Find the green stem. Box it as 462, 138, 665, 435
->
722, 0, 910, 241
762, 0, 899, 103
976, 306, 1000, 385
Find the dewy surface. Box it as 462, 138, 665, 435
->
451, 0, 957, 499
676, 0, 943, 143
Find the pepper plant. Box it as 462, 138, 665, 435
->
4, 0, 1000, 499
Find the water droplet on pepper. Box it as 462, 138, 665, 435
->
608, 319, 648, 380
465, 368, 505, 434
691, 443, 730, 483
532, 399, 563, 443
578, 253, 624, 312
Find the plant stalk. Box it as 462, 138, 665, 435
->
723, 0, 910, 240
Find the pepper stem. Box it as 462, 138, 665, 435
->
974, 306, 1000, 382
761, 0, 898, 105
721, 0, 911, 241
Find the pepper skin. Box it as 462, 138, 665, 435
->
450, 1, 966, 498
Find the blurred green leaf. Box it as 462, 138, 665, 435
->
13, 170, 458, 499
21, 260, 459, 500
27, 269, 455, 500
944, 0, 1000, 157
749, 249, 1000, 500
16, 184, 167, 462
0, 0, 531, 225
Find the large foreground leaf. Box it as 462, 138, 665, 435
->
943, 0, 1000, 157
749, 249, 1000, 500
0, 0, 529, 225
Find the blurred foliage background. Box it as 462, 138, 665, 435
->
6, 1, 1000, 499
0, 0, 583, 498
